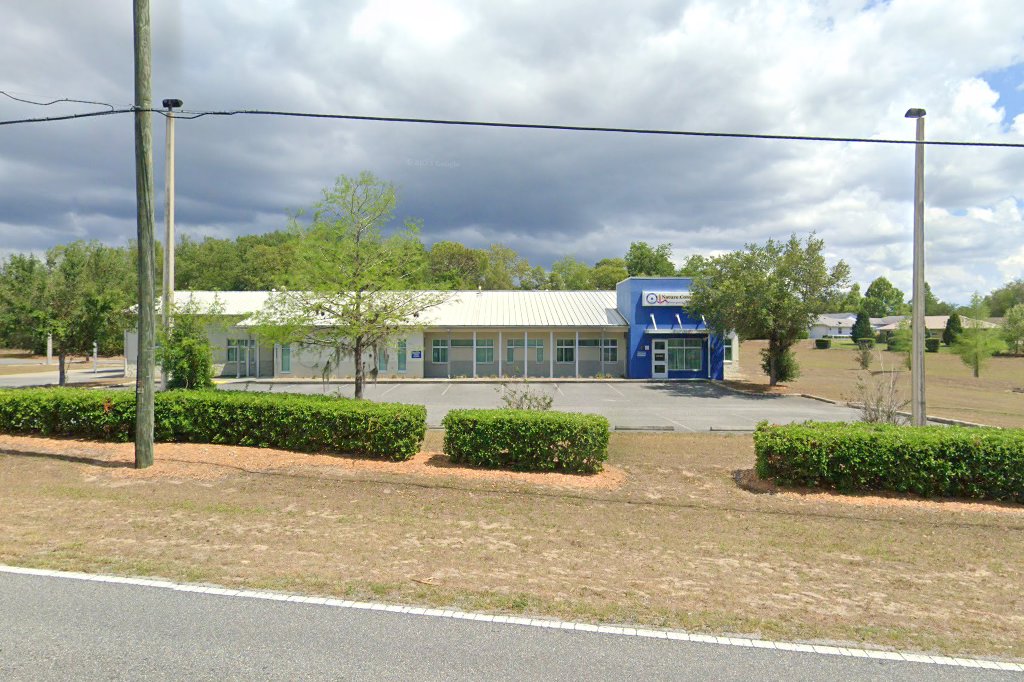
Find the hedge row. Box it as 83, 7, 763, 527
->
443, 409, 610, 474
0, 388, 426, 460
754, 421, 1024, 502
814, 338, 831, 349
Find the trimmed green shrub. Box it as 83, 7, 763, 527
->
0, 388, 426, 460
925, 338, 940, 353
857, 338, 875, 350
443, 409, 609, 474
754, 421, 1024, 502
814, 338, 832, 349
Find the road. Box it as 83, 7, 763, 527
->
1, 569, 1017, 681
221, 379, 863, 430
0, 366, 125, 388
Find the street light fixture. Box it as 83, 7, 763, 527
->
161, 97, 182, 388
905, 107, 926, 426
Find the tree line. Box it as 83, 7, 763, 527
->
2, 171, 1024, 388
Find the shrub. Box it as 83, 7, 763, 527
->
857, 338, 875, 350
759, 347, 800, 383
754, 421, 1024, 502
0, 388, 425, 460
814, 338, 832, 349
925, 338, 940, 353
443, 409, 609, 474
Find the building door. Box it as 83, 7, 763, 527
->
652, 339, 668, 379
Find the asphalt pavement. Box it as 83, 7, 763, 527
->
1, 570, 1016, 681
221, 379, 863, 430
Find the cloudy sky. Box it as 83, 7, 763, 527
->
2, 0, 1023, 303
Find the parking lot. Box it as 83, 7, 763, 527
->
221, 379, 862, 431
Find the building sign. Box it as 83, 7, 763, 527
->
642, 291, 690, 307
410, 350, 422, 359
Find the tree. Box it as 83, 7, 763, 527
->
427, 241, 487, 289
1003, 303, 1024, 355
838, 283, 862, 312
923, 281, 955, 316
252, 172, 447, 399
942, 312, 963, 346
483, 244, 532, 289
0, 253, 48, 353
676, 254, 711, 278
860, 277, 907, 317
851, 310, 873, 341
592, 258, 629, 289
952, 294, 1004, 378
157, 302, 216, 389
548, 256, 594, 290
985, 278, 1024, 317
689, 234, 850, 386
625, 242, 675, 277
42, 242, 135, 385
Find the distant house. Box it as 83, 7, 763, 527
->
874, 315, 1000, 335
808, 313, 856, 339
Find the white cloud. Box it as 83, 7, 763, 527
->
1, 0, 1024, 306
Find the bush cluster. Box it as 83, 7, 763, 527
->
754, 421, 1024, 502
857, 338, 875, 350
0, 388, 425, 460
443, 409, 609, 474
925, 338, 940, 353
814, 338, 832, 349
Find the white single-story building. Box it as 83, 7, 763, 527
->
125, 278, 740, 381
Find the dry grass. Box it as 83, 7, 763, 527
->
735, 340, 1024, 427
2, 431, 1023, 660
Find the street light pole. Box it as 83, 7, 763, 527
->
161, 98, 182, 389
906, 108, 926, 426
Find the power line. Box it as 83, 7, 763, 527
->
164, 107, 1024, 148
0, 108, 133, 126
0, 90, 118, 110
2, 96, 1024, 149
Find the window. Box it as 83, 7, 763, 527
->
431, 339, 448, 363
398, 340, 407, 372
723, 340, 733, 363
227, 338, 253, 363
556, 338, 575, 363
577, 339, 600, 347
476, 338, 494, 364
506, 338, 543, 362
602, 338, 618, 363
281, 344, 291, 373
377, 348, 388, 372
667, 338, 702, 371
450, 339, 474, 347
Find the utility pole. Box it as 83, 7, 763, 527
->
161, 98, 182, 389
905, 108, 927, 427
134, 0, 155, 468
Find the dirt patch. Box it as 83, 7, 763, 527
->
0, 434, 624, 490
734, 468, 1024, 516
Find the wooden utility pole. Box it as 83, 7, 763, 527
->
134, 0, 155, 468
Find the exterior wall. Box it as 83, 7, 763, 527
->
423, 328, 626, 379
276, 330, 425, 380
809, 324, 852, 339
616, 277, 726, 380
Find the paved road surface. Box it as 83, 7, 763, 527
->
0, 366, 124, 388
222, 379, 862, 430
1, 571, 1015, 681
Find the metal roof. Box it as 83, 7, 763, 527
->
178, 290, 627, 328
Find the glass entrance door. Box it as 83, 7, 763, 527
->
652, 339, 668, 379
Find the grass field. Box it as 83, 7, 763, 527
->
2, 430, 1022, 660
733, 339, 1024, 428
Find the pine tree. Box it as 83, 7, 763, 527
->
851, 310, 873, 341
942, 313, 963, 346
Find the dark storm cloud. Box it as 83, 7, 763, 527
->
2, 0, 1024, 303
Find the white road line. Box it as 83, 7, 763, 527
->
441, 384, 452, 396
380, 384, 400, 396
1, 565, 1018, 672
663, 415, 696, 432
605, 383, 625, 398
554, 384, 564, 396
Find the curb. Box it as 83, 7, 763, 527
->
1, 565, 1020, 672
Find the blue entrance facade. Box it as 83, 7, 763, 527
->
615, 277, 726, 380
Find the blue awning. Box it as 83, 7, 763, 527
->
644, 312, 708, 334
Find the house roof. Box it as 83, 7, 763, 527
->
875, 315, 1000, 332
811, 315, 855, 328
179, 289, 628, 329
